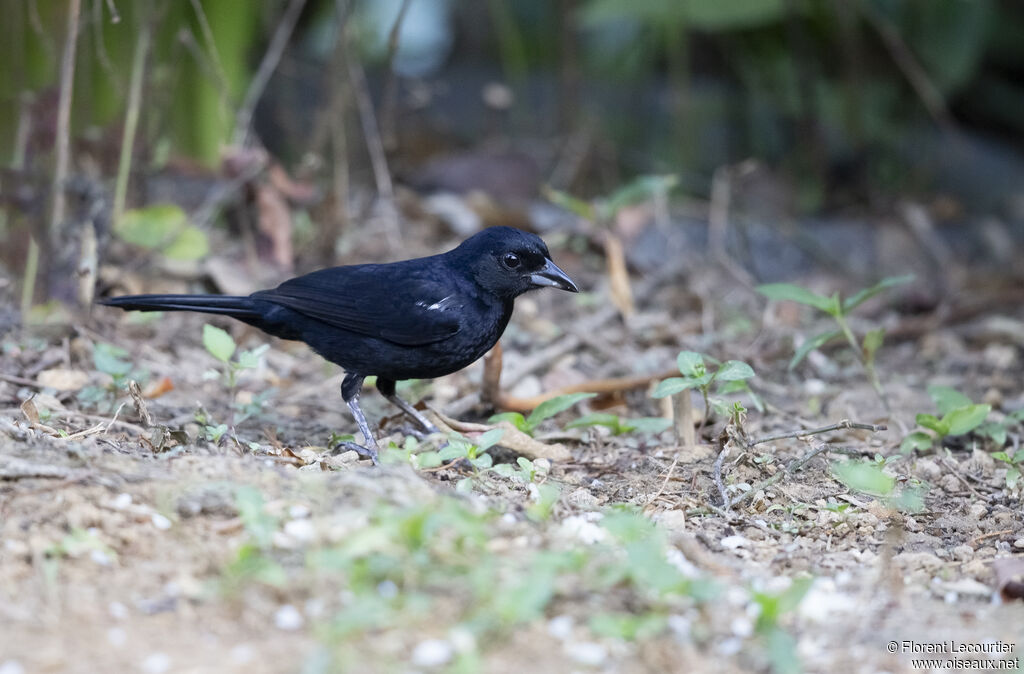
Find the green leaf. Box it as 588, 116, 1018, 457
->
764, 627, 801, 674
589, 612, 667, 641
887, 484, 927, 513
652, 377, 698, 399
624, 417, 672, 434
928, 385, 974, 415
676, 351, 704, 377
789, 330, 841, 370
163, 226, 210, 261
115, 205, 209, 261
488, 412, 527, 433
900, 431, 934, 455
416, 451, 443, 468
93, 343, 133, 378
915, 413, 950, 437
841, 274, 914, 313
237, 344, 269, 370
526, 393, 596, 429
757, 283, 838, 315
944, 404, 991, 436
862, 328, 885, 366
565, 412, 622, 432
602, 174, 679, 217
490, 463, 516, 478
1007, 466, 1021, 489
475, 428, 505, 452
831, 460, 896, 497
203, 324, 236, 362
543, 186, 594, 220
715, 360, 755, 382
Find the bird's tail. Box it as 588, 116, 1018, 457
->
98, 294, 261, 319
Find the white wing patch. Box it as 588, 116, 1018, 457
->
416, 295, 457, 312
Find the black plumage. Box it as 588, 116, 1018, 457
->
100, 226, 578, 463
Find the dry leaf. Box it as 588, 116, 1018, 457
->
142, 376, 175, 399
128, 380, 154, 427
37, 368, 90, 392
20, 396, 39, 424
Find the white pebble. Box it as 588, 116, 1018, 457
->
108, 601, 128, 620
0, 661, 25, 674
720, 535, 749, 550
564, 642, 607, 667
283, 519, 315, 542
141, 653, 171, 674
112, 493, 132, 509
288, 504, 311, 519
547, 615, 575, 640
230, 645, 255, 664
273, 604, 304, 631
107, 627, 127, 647
151, 513, 172, 530
411, 639, 453, 667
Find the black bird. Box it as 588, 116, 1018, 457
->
100, 226, 578, 463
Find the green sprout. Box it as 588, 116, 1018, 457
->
489, 393, 596, 436
757, 274, 913, 406
651, 351, 756, 428
900, 386, 992, 454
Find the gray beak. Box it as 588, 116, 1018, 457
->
530, 258, 579, 293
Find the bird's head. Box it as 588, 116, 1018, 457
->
455, 227, 579, 300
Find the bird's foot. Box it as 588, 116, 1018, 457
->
332, 440, 380, 466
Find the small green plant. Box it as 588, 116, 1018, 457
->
992, 449, 1024, 490
414, 429, 505, 470
565, 412, 671, 435
491, 456, 550, 484
750, 576, 813, 674
77, 342, 149, 412
489, 393, 596, 436
831, 458, 926, 512
202, 324, 269, 388
900, 386, 992, 454
651, 351, 756, 427
757, 275, 913, 405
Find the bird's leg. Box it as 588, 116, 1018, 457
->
336, 373, 380, 465
376, 378, 440, 435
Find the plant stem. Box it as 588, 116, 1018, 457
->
113, 6, 152, 227
834, 312, 888, 409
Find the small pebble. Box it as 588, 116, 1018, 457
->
411, 639, 453, 667
564, 642, 607, 667
230, 645, 255, 664
273, 604, 304, 631
151, 513, 172, 530
283, 518, 315, 542
141, 653, 171, 674
1013, 539, 1024, 550
107, 627, 127, 647
547, 615, 575, 640
0, 661, 25, 674
108, 601, 128, 620
112, 493, 133, 509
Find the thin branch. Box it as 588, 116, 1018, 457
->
49, 0, 83, 237
380, 0, 413, 149
749, 419, 887, 448
727, 440, 838, 510
112, 3, 152, 226
233, 0, 308, 146
858, 2, 953, 129
188, 0, 231, 94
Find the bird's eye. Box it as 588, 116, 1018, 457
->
502, 253, 521, 269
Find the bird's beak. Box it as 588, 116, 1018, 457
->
530, 259, 579, 293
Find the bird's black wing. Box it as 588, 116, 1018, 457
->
251, 262, 463, 346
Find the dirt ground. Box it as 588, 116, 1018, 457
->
1, 223, 1023, 673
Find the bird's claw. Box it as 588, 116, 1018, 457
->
332, 440, 380, 466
